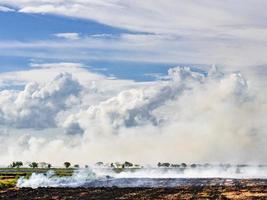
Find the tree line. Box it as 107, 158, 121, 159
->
8, 161, 77, 169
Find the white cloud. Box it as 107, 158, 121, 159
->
0, 62, 147, 130
3, 1, 267, 36
0, 62, 130, 86
62, 66, 250, 136
1, 33, 267, 68
1, 65, 265, 165
0, 73, 81, 129
54, 32, 80, 40
0, 1, 266, 67
1, 1, 267, 70
62, 67, 206, 133
0, 5, 14, 12
66, 67, 266, 164
30, 62, 84, 68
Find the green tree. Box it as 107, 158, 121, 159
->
124, 161, 133, 167
191, 164, 197, 168
29, 162, 38, 169
10, 161, 23, 168
181, 163, 187, 168
64, 162, 71, 168
95, 162, 103, 166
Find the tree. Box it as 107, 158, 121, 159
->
17, 161, 23, 168
74, 164, 79, 168
191, 164, 197, 168
157, 162, 170, 167
124, 161, 133, 167
64, 162, 71, 168
10, 161, 23, 168
181, 163, 187, 168
162, 163, 170, 167
95, 162, 104, 166
39, 162, 48, 168
48, 164, 52, 169
9, 162, 16, 168
29, 162, 38, 169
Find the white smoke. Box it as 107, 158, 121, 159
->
17, 169, 98, 189
0, 65, 266, 165
62, 66, 233, 133
17, 166, 267, 188
59, 66, 266, 164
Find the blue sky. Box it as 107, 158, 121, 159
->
1, 9, 201, 82
0, 11, 171, 81
0, 12, 127, 40
1, 1, 266, 82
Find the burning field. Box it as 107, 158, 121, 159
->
1, 179, 266, 199
0, 165, 266, 199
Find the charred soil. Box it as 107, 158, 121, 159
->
0, 179, 266, 200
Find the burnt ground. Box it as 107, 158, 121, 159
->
0, 179, 266, 200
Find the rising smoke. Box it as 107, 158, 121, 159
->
17, 165, 267, 188
0, 66, 266, 165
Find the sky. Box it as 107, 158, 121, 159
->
0, 1, 266, 166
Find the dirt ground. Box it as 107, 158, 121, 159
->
0, 179, 266, 200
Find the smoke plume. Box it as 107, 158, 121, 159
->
0, 66, 266, 165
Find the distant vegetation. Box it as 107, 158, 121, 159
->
9, 161, 23, 168
64, 162, 71, 169
5, 161, 264, 171
158, 162, 170, 167
29, 162, 38, 169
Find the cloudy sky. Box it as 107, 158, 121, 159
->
0, 1, 266, 165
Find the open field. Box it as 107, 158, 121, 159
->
0, 179, 266, 200
0, 168, 266, 199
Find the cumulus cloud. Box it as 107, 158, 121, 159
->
0, 73, 81, 129
62, 67, 205, 134
0, 62, 266, 165
65, 66, 249, 133
5, 66, 260, 165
